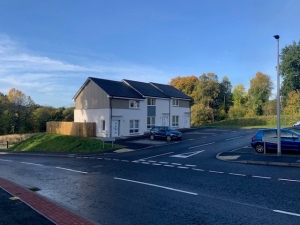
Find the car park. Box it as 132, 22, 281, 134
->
149, 126, 182, 141
251, 128, 300, 153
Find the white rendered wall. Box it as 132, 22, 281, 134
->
74, 109, 110, 137
155, 99, 171, 126
170, 105, 191, 128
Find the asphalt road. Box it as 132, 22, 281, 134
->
0, 128, 299, 225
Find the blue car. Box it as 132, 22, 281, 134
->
251, 128, 300, 153
150, 126, 182, 141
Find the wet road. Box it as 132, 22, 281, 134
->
0, 128, 299, 225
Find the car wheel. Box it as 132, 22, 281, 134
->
255, 143, 264, 153
150, 134, 155, 140
166, 135, 172, 141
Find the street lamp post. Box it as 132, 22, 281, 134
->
274, 35, 281, 156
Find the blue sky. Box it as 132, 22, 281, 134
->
0, 0, 299, 107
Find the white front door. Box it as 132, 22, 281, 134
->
184, 116, 190, 128
162, 117, 169, 126
112, 120, 119, 137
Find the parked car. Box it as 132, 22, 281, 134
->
293, 121, 300, 127
251, 128, 300, 153
149, 126, 182, 141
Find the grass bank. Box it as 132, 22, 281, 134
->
8, 133, 123, 153
201, 115, 299, 128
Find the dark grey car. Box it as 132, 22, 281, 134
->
149, 126, 182, 141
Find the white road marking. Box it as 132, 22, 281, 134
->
185, 164, 196, 167
189, 142, 215, 149
121, 160, 129, 162
164, 165, 174, 167
21, 162, 43, 166
209, 170, 224, 174
225, 136, 243, 141
83, 157, 88, 158
159, 162, 169, 164
171, 150, 204, 158
0, 159, 13, 162
278, 178, 300, 183
97, 158, 102, 159
229, 173, 246, 177
252, 176, 271, 179
55, 167, 88, 174
114, 177, 198, 195
192, 168, 204, 171
141, 162, 150, 164
138, 152, 174, 161
273, 209, 300, 217
177, 166, 189, 169
104, 158, 111, 160
230, 146, 249, 152
152, 163, 161, 166
113, 159, 119, 161
171, 163, 182, 165
148, 160, 157, 163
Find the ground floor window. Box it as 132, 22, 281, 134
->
101, 120, 105, 131
172, 116, 179, 127
147, 117, 155, 129
130, 120, 139, 133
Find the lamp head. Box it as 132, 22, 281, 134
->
274, 35, 280, 40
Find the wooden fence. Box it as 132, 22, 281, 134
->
46, 122, 96, 137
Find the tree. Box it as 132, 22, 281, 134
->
282, 90, 300, 115
232, 84, 248, 107
169, 76, 198, 100
217, 76, 233, 114
248, 72, 273, 116
280, 40, 300, 97
195, 73, 220, 122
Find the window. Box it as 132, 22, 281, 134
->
172, 99, 179, 106
129, 100, 140, 108
147, 98, 156, 106
101, 120, 105, 131
147, 117, 155, 129
130, 120, 139, 133
84, 100, 88, 109
172, 116, 179, 127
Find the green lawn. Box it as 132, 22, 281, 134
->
8, 133, 123, 153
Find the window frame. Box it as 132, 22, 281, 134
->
129, 100, 140, 109
172, 115, 179, 127
147, 116, 155, 129
129, 120, 139, 133
147, 98, 156, 106
172, 99, 179, 106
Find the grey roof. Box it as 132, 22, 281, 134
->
123, 79, 170, 98
150, 82, 192, 100
73, 77, 144, 100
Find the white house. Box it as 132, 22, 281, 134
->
72, 77, 192, 137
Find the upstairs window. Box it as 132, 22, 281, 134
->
172, 99, 179, 106
129, 100, 140, 109
147, 98, 156, 106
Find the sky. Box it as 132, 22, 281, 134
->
0, 0, 300, 108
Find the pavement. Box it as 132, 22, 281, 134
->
1, 135, 300, 224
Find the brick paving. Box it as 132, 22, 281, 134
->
0, 177, 95, 225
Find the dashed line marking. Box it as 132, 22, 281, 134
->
225, 136, 243, 141
97, 158, 102, 159
229, 173, 246, 177
159, 162, 169, 164
192, 168, 205, 171
278, 178, 300, 183
55, 167, 88, 174
121, 160, 129, 162
113, 159, 120, 161
0, 159, 13, 162
148, 160, 157, 163
177, 166, 189, 169
21, 162, 43, 166
185, 164, 196, 167
209, 170, 224, 174
171, 163, 182, 166
252, 176, 271, 179
104, 158, 111, 160
141, 162, 150, 164
164, 165, 174, 167
152, 163, 162, 166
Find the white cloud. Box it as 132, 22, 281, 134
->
0, 35, 172, 107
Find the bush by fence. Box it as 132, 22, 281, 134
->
46, 121, 96, 137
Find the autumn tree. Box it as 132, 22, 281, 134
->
282, 90, 300, 115
280, 40, 300, 98
248, 72, 273, 116
169, 76, 198, 100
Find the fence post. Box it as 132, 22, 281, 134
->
6, 141, 8, 149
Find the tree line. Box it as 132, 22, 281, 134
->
0, 88, 74, 135
169, 40, 300, 125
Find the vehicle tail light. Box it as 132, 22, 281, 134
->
252, 137, 255, 141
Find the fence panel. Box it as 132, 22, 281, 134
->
46, 122, 96, 137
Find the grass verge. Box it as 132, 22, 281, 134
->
8, 133, 123, 153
